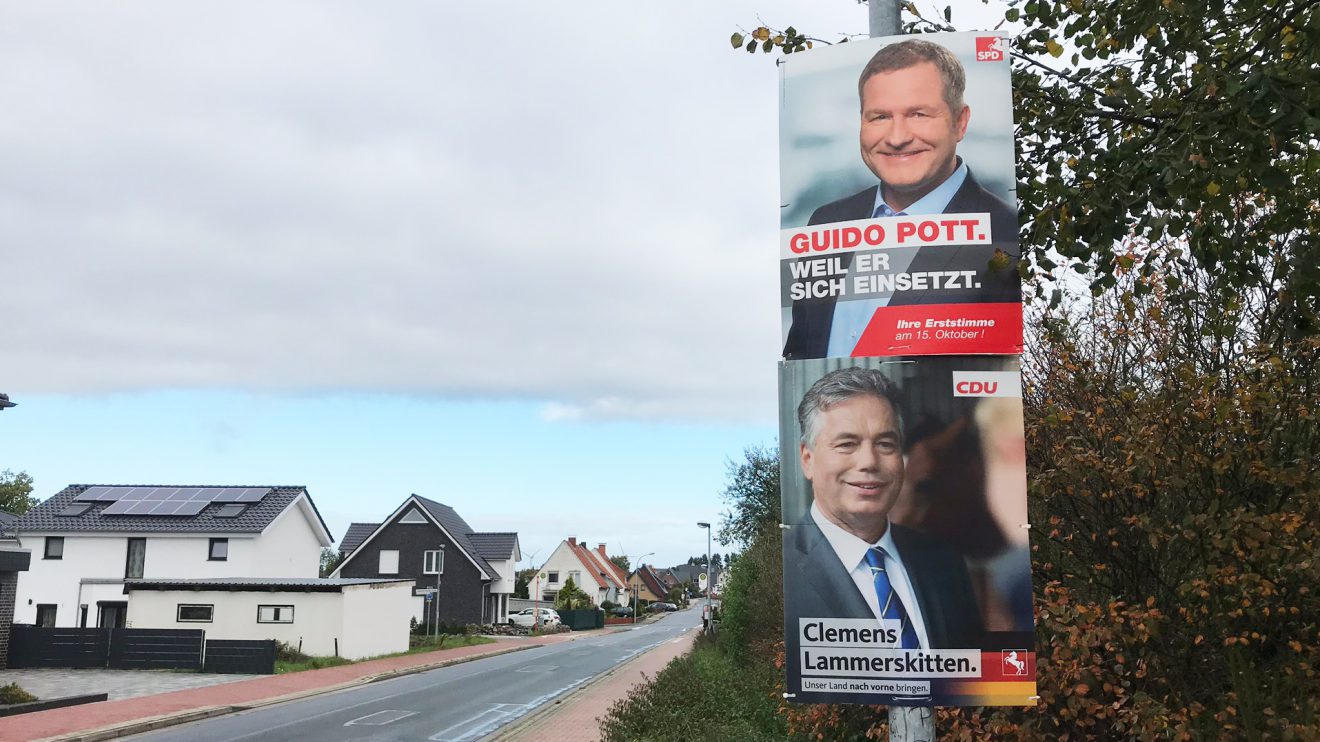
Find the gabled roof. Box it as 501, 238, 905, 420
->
0, 510, 17, 529
580, 546, 625, 590
468, 532, 518, 561
17, 485, 332, 544
632, 564, 669, 598
339, 522, 380, 555
570, 541, 619, 590
332, 495, 503, 580
589, 544, 629, 587
413, 496, 498, 579
666, 564, 720, 585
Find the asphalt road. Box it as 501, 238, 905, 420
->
126, 608, 700, 742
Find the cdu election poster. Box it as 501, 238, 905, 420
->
779, 355, 1036, 706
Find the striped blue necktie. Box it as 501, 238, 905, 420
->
864, 546, 920, 649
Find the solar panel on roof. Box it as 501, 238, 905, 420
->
75, 486, 115, 502
233, 488, 271, 503
57, 503, 93, 517
89, 486, 273, 516
172, 501, 208, 516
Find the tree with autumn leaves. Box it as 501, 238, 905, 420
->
719, 2, 1318, 739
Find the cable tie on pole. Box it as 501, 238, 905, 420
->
779, 523, 792, 530
782, 692, 796, 698
1020, 523, 1031, 529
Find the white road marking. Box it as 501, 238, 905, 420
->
344, 709, 417, 726
514, 664, 559, 673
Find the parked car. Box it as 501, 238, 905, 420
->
648, 602, 678, 612
612, 605, 634, 617
509, 608, 561, 627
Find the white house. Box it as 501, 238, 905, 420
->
536, 537, 627, 606
124, 577, 415, 660
14, 485, 333, 628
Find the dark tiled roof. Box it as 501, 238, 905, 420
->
339, 522, 380, 555
0, 510, 17, 528
666, 564, 721, 585
467, 532, 518, 560
414, 496, 498, 579
17, 485, 324, 536
125, 577, 412, 592
634, 564, 669, 598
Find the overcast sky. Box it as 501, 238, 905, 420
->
0, 1, 1008, 569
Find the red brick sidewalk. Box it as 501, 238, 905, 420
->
492, 628, 698, 742
8, 635, 575, 742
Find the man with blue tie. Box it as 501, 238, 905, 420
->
782, 39, 1019, 360
784, 367, 982, 700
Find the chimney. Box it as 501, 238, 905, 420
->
597, 544, 608, 557
568, 536, 577, 547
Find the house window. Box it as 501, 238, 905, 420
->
569, 570, 581, 585
547, 571, 559, 584
423, 550, 444, 575
208, 538, 228, 561
125, 538, 146, 579
257, 605, 294, 623
177, 604, 214, 622
44, 536, 64, 560
35, 604, 57, 627
379, 550, 399, 574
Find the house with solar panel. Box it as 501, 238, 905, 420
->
331, 495, 520, 627
14, 484, 334, 628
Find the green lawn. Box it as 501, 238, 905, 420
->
275, 634, 495, 673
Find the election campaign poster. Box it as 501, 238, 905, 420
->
779, 355, 1035, 706
779, 32, 1021, 360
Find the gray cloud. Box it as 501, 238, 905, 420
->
0, 1, 876, 422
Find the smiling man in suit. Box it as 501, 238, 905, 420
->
782, 39, 1019, 359
783, 366, 982, 671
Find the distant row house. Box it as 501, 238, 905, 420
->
536, 537, 628, 606
628, 563, 671, 603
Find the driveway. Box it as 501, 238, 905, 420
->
0, 667, 254, 701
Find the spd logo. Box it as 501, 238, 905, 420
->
975, 36, 1005, 62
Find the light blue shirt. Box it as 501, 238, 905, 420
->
810, 502, 930, 649
826, 162, 969, 358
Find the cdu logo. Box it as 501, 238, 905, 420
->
976, 36, 1005, 62
952, 371, 1022, 398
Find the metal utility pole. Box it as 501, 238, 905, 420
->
869, 6, 933, 739
697, 522, 712, 633
431, 544, 445, 640
869, 0, 901, 36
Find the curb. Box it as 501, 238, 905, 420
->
33, 642, 543, 742
483, 626, 698, 742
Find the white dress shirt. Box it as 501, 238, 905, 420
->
810, 502, 931, 649
825, 161, 970, 358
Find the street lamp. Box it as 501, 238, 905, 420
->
429, 544, 446, 639
697, 522, 712, 633
627, 551, 653, 624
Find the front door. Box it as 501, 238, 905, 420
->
98, 601, 127, 628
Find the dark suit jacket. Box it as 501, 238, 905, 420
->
782, 168, 1020, 360
783, 519, 983, 697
